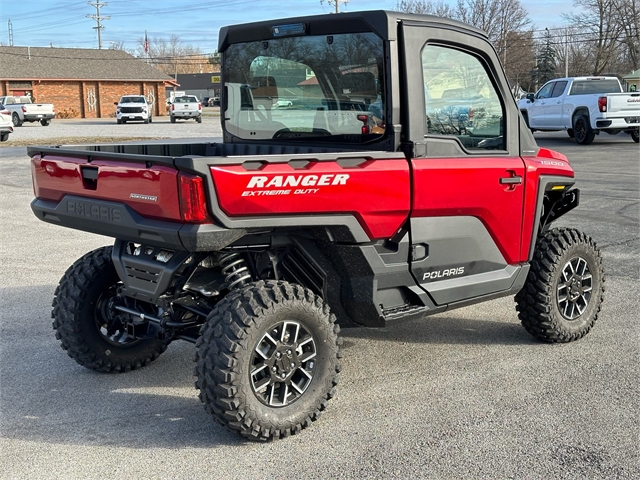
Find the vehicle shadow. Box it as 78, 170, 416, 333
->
339, 308, 534, 348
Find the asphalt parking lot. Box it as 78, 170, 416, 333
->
0, 121, 638, 478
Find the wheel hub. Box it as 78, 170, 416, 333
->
557, 256, 593, 320
267, 346, 300, 381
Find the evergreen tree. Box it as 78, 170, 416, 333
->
532, 29, 557, 89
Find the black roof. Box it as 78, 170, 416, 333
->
0, 46, 175, 82
219, 9, 487, 51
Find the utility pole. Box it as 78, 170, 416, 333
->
86, 1, 110, 49
321, 0, 348, 13
8, 19, 13, 46
565, 29, 569, 78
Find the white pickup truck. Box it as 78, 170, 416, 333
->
0, 95, 56, 127
518, 76, 640, 144
169, 95, 202, 123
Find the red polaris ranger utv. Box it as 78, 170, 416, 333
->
30, 11, 605, 440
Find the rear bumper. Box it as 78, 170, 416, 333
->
24, 114, 55, 121
171, 111, 201, 118
31, 196, 246, 252
594, 116, 640, 129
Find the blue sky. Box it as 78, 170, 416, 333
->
1, 0, 574, 54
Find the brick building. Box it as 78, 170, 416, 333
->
0, 46, 178, 118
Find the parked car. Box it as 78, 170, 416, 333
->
274, 99, 293, 108
0, 104, 14, 141
203, 96, 219, 107
0, 95, 55, 127
169, 95, 202, 123
518, 76, 640, 144
114, 95, 152, 124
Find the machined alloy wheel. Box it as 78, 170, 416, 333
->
557, 256, 593, 320
250, 320, 317, 407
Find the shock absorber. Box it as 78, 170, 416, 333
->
219, 252, 253, 289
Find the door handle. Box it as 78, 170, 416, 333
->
500, 176, 522, 185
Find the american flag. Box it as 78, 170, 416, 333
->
143, 31, 149, 54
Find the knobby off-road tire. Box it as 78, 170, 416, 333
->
567, 128, 574, 138
516, 228, 605, 343
573, 114, 595, 145
195, 280, 342, 441
52, 246, 168, 373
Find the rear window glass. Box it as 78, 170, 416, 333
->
569, 80, 621, 95
174, 96, 198, 103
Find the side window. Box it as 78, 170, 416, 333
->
550, 81, 568, 98
536, 83, 554, 99
422, 45, 505, 151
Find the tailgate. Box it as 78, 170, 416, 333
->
25, 104, 54, 114
607, 93, 640, 115
175, 103, 199, 112
32, 154, 182, 221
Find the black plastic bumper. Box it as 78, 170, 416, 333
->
31, 196, 246, 252
24, 114, 55, 121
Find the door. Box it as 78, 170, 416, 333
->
401, 23, 526, 306
545, 80, 568, 127
528, 81, 555, 127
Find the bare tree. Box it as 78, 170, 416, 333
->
396, 0, 454, 16
397, 0, 534, 88
136, 34, 216, 75
614, 0, 639, 70
563, 0, 626, 75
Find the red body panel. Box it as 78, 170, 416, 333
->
210, 160, 411, 239
411, 157, 526, 265
31, 155, 183, 221
520, 148, 575, 260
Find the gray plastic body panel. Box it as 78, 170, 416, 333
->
409, 216, 522, 305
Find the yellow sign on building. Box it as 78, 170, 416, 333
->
211, 75, 221, 84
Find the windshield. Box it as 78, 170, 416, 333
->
223, 32, 386, 142
121, 97, 146, 103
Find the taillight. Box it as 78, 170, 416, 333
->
179, 173, 208, 223
0, 109, 8, 115
198, 103, 202, 111
171, 104, 175, 111
357, 114, 370, 135
22, 106, 27, 113
598, 96, 607, 112
468, 107, 474, 119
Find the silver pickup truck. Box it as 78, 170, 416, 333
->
169, 95, 202, 123
0, 95, 55, 127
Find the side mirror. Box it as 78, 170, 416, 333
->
526, 93, 535, 102
114, 102, 118, 106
